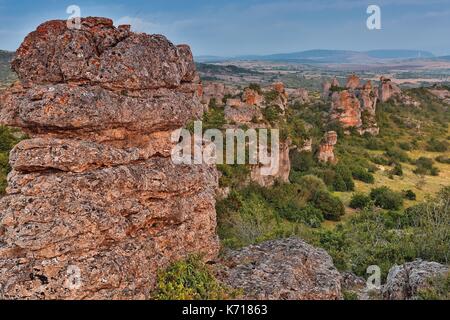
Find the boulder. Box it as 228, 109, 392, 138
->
382, 260, 449, 300
318, 131, 338, 163
219, 238, 343, 300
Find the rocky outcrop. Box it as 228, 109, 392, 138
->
0, 17, 219, 299
429, 87, 450, 104
346, 74, 360, 90
379, 76, 401, 103
330, 91, 362, 128
382, 260, 449, 300
331, 77, 340, 88
224, 104, 262, 124
243, 88, 263, 106
287, 88, 310, 104
299, 138, 313, 152
324, 75, 380, 135
270, 82, 289, 111
219, 238, 343, 300
322, 81, 331, 100
201, 82, 235, 107
250, 140, 291, 187
358, 80, 380, 135
318, 131, 338, 163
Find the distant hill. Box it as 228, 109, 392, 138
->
196, 49, 437, 64
365, 50, 434, 59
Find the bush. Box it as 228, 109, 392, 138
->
262, 105, 282, 124
402, 190, 417, 201
352, 166, 375, 184
350, 193, 372, 209
414, 157, 439, 176
417, 272, 450, 300
398, 142, 413, 151
426, 138, 449, 152
248, 83, 262, 94
435, 155, 450, 164
155, 256, 235, 300
366, 137, 386, 151
370, 187, 404, 210
384, 148, 410, 163
313, 190, 345, 221
279, 204, 324, 228
335, 165, 355, 191
290, 150, 315, 173
390, 163, 403, 177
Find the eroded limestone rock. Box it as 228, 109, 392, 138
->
0, 17, 219, 300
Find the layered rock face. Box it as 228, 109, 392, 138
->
219, 238, 343, 300
0, 18, 219, 299
318, 131, 338, 164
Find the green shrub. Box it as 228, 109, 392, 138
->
155, 256, 235, 300
335, 165, 355, 191
417, 272, 450, 300
313, 190, 345, 221
262, 105, 282, 124
402, 189, 417, 201
248, 83, 262, 94
279, 204, 324, 228
398, 142, 413, 151
384, 148, 410, 163
203, 106, 225, 130
290, 150, 315, 173
217, 164, 250, 188
352, 166, 375, 184
390, 163, 403, 177
414, 157, 439, 176
350, 193, 372, 209
366, 138, 387, 151
370, 187, 404, 210
263, 90, 279, 104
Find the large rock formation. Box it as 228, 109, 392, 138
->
382, 260, 448, 300
201, 82, 235, 107
325, 75, 380, 135
219, 238, 343, 300
243, 87, 263, 106
379, 76, 402, 103
250, 140, 291, 187
287, 88, 310, 104
317, 131, 338, 164
0, 17, 219, 299
330, 91, 362, 128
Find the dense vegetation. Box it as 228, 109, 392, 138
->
155, 255, 237, 300
215, 86, 450, 283
0, 126, 26, 194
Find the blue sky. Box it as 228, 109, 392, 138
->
1, 0, 450, 56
